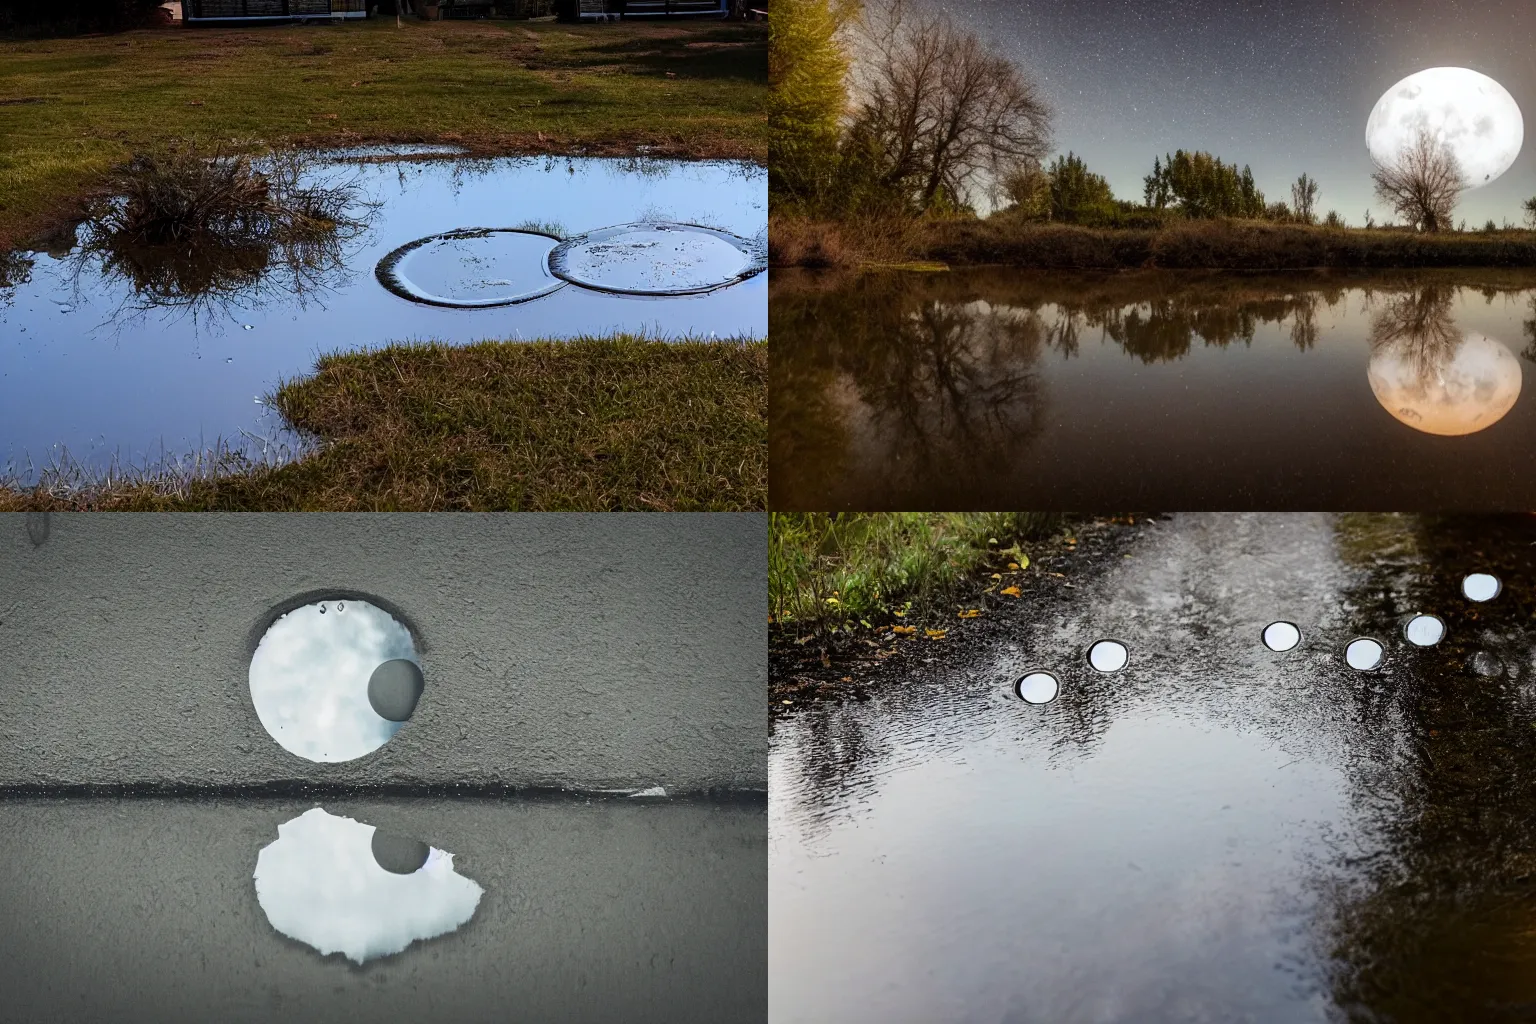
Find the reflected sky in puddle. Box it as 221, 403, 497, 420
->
0, 155, 765, 479
254, 807, 482, 965
248, 599, 419, 763
770, 513, 1536, 1023
771, 270, 1536, 508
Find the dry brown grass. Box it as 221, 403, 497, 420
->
772, 215, 1536, 270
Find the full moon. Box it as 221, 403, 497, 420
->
1367, 331, 1522, 436
1365, 67, 1523, 188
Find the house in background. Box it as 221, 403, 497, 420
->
557, 0, 733, 19
184, 0, 367, 22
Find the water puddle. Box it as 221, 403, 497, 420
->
253, 807, 482, 964
1262, 619, 1303, 652
770, 513, 1536, 1022
1462, 571, 1502, 601
1013, 670, 1059, 705
248, 598, 420, 762
1086, 638, 1129, 672
1, 155, 766, 479
770, 269, 1536, 508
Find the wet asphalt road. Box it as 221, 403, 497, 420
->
771, 512, 1536, 1024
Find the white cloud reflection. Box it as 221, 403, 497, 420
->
248, 600, 419, 762
253, 807, 484, 965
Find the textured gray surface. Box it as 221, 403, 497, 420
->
0, 797, 766, 1024
0, 513, 766, 791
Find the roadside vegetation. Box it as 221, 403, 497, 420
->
769, 0, 1536, 270
769, 512, 1064, 634
0, 337, 767, 511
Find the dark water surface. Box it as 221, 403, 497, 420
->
0, 155, 765, 479
770, 269, 1536, 509
770, 512, 1536, 1023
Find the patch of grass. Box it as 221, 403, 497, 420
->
771, 215, 1536, 270
0, 18, 766, 249
0, 336, 767, 510
769, 512, 1064, 633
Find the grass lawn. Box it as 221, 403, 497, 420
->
0, 337, 767, 510
0, 16, 766, 249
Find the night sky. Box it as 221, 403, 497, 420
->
927, 0, 1534, 225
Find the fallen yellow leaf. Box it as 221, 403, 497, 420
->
990, 573, 1003, 580
925, 629, 947, 639
1007, 563, 1019, 571
958, 609, 981, 618
1001, 586, 1022, 597
892, 625, 917, 635
1018, 555, 1030, 569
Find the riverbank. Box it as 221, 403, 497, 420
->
0, 337, 767, 511
0, 17, 766, 251
770, 214, 1536, 271
769, 514, 1152, 708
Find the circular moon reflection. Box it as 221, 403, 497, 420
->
1368, 331, 1521, 436
1365, 67, 1523, 188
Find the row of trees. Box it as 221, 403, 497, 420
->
770, 0, 1536, 232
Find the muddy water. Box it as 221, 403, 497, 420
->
0, 155, 765, 478
770, 270, 1536, 509
770, 513, 1536, 1023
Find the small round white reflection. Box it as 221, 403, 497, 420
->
1015, 671, 1060, 705
1404, 614, 1446, 647
1463, 573, 1502, 602
1262, 621, 1302, 652
1087, 640, 1129, 673
1345, 637, 1385, 671
249, 599, 421, 762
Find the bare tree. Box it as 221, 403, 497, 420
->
1370, 129, 1465, 232
852, 0, 1052, 212
1290, 172, 1318, 225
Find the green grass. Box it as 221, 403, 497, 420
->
0, 336, 767, 510
769, 513, 1063, 632
0, 17, 766, 248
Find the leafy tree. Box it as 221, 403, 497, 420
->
1290, 173, 1319, 224
768, 0, 861, 207
1144, 150, 1266, 219
1523, 196, 1536, 230
1323, 210, 1344, 228
1047, 152, 1115, 222
997, 160, 1051, 221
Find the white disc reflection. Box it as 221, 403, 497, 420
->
1367, 332, 1521, 436
249, 599, 420, 762
1404, 614, 1446, 646
1463, 573, 1502, 602
253, 808, 483, 964
1087, 640, 1129, 673
1345, 637, 1385, 671
1015, 672, 1060, 705
1262, 621, 1302, 652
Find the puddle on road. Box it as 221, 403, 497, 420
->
0, 155, 766, 480
253, 807, 482, 964
770, 513, 1536, 1023
770, 269, 1536, 508
248, 598, 421, 763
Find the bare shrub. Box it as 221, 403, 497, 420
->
1291, 173, 1318, 225
1370, 129, 1465, 232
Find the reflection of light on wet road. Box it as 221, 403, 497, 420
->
1262, 620, 1302, 652
1086, 639, 1128, 673
1013, 671, 1059, 704
253, 808, 482, 965
1463, 572, 1502, 601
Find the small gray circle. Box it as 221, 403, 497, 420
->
370, 830, 431, 875
368, 659, 425, 722
1262, 621, 1302, 652
1404, 614, 1446, 647
1345, 637, 1385, 671
1463, 573, 1502, 602
1015, 671, 1060, 705
1087, 640, 1129, 674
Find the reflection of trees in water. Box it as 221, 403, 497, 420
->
1366, 285, 1463, 383
1523, 294, 1536, 363
1321, 513, 1536, 1022
0, 250, 33, 307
